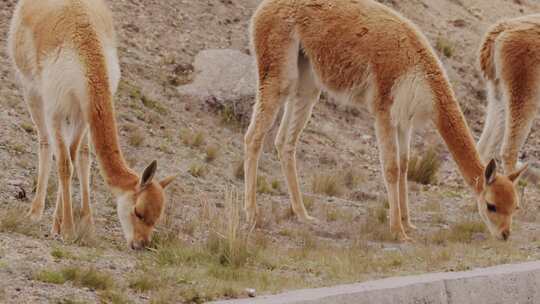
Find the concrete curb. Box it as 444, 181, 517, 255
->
210, 261, 540, 304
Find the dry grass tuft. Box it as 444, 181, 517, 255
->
0, 207, 40, 237
127, 127, 145, 147
205, 145, 219, 162
189, 163, 207, 178
35, 266, 114, 291
180, 129, 205, 148
311, 172, 343, 197
408, 148, 441, 185
206, 189, 252, 267
436, 37, 454, 58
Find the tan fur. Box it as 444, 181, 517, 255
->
245, 0, 525, 240
8, 0, 175, 248
478, 15, 540, 173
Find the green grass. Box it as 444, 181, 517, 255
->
35, 266, 114, 291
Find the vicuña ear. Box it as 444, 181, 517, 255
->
159, 175, 177, 189
508, 163, 529, 183
485, 159, 497, 185
140, 160, 158, 189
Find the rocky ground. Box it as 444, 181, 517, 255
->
2, 0, 540, 303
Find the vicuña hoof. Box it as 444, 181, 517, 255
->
403, 221, 417, 231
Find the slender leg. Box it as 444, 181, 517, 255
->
244, 85, 291, 225
25, 88, 52, 220
501, 91, 538, 174
244, 24, 299, 226
51, 116, 75, 240
477, 81, 506, 163
52, 189, 63, 236
375, 113, 409, 241
70, 128, 93, 230
275, 56, 320, 222
397, 126, 415, 230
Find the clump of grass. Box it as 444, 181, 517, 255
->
271, 179, 281, 192
129, 273, 160, 292
436, 37, 454, 58
180, 129, 205, 148
141, 95, 168, 115
21, 122, 34, 134
311, 172, 343, 197
342, 168, 364, 189
98, 290, 130, 304
35, 269, 67, 284
61, 266, 114, 290
205, 145, 219, 162
35, 267, 113, 290
189, 163, 207, 178
375, 205, 387, 224
128, 128, 145, 147
206, 189, 252, 268
448, 220, 486, 243
51, 247, 72, 260
408, 148, 441, 185
220, 104, 242, 128
0, 207, 40, 236
303, 195, 315, 211
256, 176, 273, 194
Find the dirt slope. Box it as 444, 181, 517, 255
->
1, 0, 540, 303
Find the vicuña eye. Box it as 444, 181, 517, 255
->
486, 203, 497, 213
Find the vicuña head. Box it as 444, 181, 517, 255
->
116, 161, 176, 250
476, 159, 527, 240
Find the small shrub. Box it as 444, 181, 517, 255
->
436, 37, 454, 58
51, 247, 71, 260
303, 195, 315, 211
189, 163, 207, 178
311, 172, 343, 197
375, 205, 387, 224
342, 168, 363, 189
206, 189, 252, 268
0, 207, 40, 236
128, 128, 145, 147
129, 274, 160, 292
257, 176, 272, 194
181, 129, 205, 148
271, 179, 281, 192
408, 148, 441, 185
35, 270, 67, 284
205, 145, 219, 162
21, 122, 34, 134
448, 220, 486, 243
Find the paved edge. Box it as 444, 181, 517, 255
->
210, 261, 540, 304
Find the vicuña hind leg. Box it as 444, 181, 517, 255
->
70, 128, 94, 231
51, 115, 75, 240
397, 126, 416, 231
375, 113, 409, 241
275, 55, 320, 222
25, 88, 52, 220
245, 24, 299, 226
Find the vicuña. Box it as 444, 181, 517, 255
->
8, 0, 176, 249
244, 0, 527, 240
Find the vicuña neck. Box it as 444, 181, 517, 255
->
77, 32, 138, 194
430, 72, 485, 194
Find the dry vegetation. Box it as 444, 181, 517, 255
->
3, 0, 540, 303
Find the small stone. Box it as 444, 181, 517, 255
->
246, 288, 256, 298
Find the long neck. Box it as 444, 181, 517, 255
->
75, 27, 138, 194
430, 74, 485, 194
